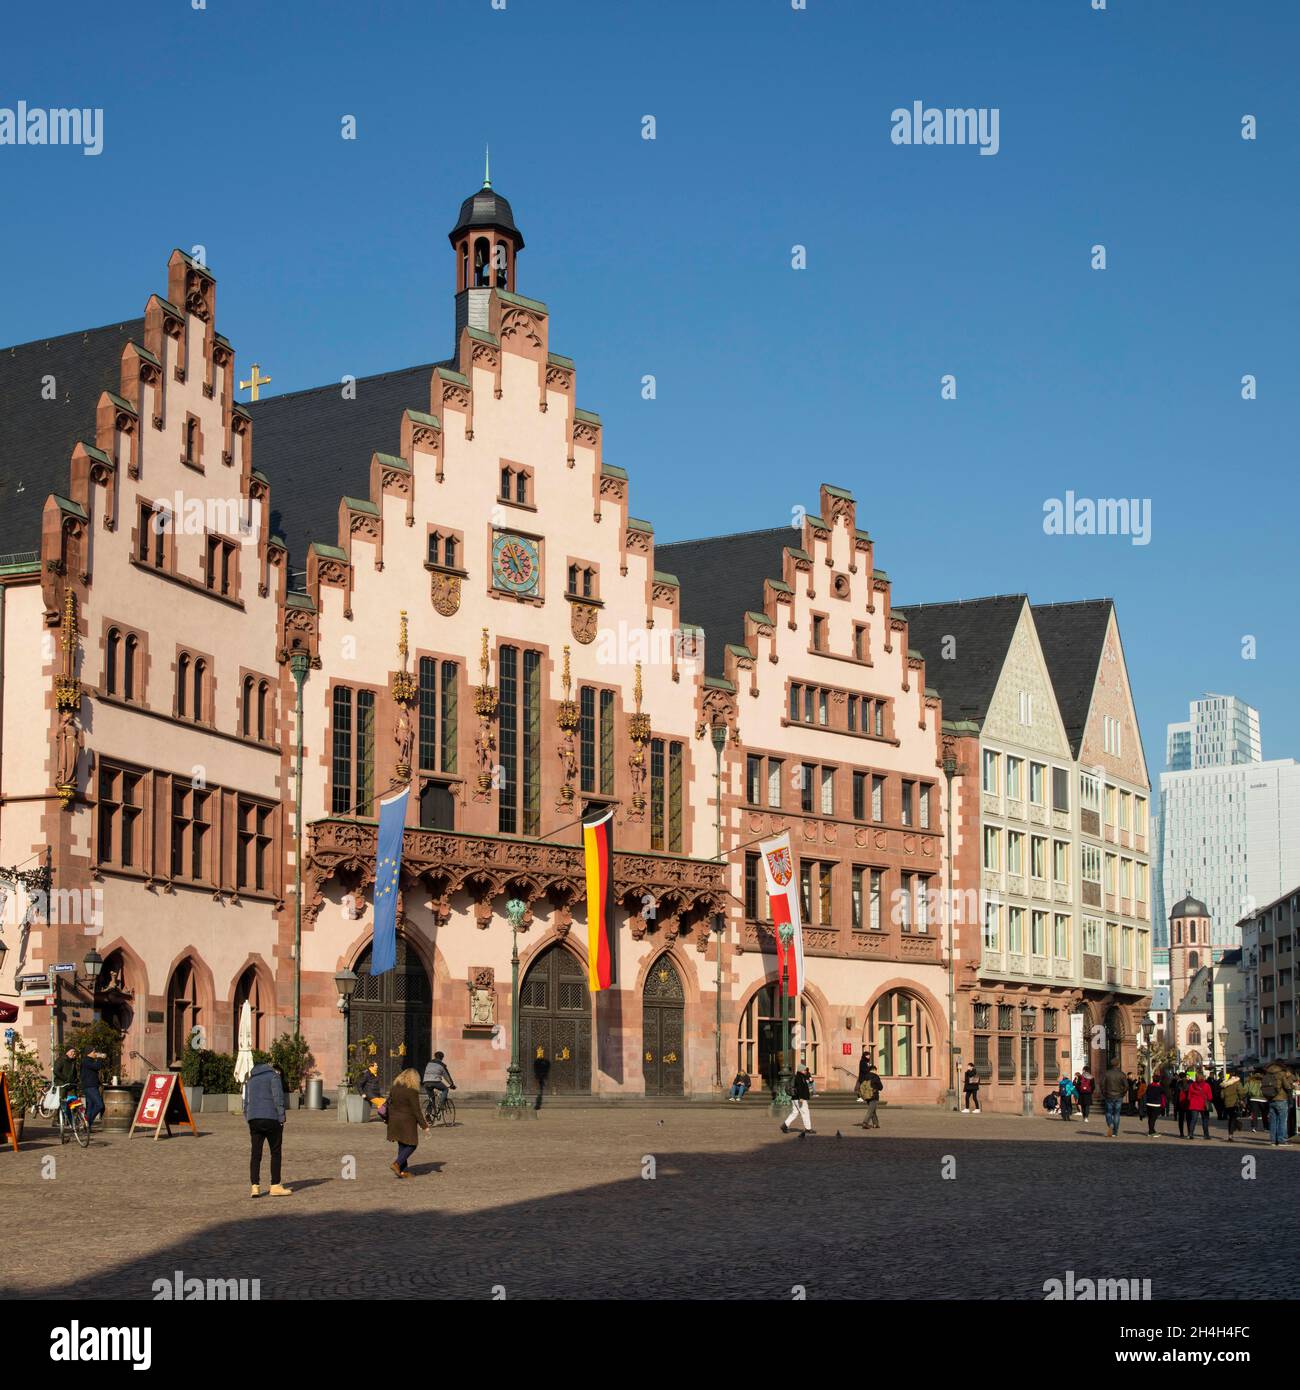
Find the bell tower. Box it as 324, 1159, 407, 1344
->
449, 150, 525, 348
1169, 891, 1211, 1010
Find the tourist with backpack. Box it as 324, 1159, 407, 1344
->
1076, 1067, 1095, 1122
1057, 1074, 1076, 1121
859, 1065, 884, 1129
1244, 1071, 1268, 1133
1222, 1071, 1244, 1141
1262, 1063, 1296, 1146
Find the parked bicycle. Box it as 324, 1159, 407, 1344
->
35, 1080, 90, 1147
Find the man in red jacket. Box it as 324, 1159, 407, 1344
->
1185, 1068, 1213, 1139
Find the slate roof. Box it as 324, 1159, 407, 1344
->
655, 527, 794, 677
1030, 599, 1114, 757
1176, 964, 1213, 1014
245, 358, 454, 577
892, 595, 1027, 727
0, 319, 144, 557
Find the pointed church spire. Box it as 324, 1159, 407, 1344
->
484, 145, 491, 189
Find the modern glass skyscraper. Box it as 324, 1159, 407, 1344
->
1155, 695, 1298, 949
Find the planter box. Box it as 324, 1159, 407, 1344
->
202, 1092, 231, 1113
284, 1093, 300, 1110
228, 1094, 244, 1114
183, 1086, 203, 1113
345, 1095, 365, 1124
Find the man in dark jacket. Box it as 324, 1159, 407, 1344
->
856, 1048, 871, 1105
52, 1046, 79, 1126
780, 1066, 814, 1135
962, 1062, 981, 1113
860, 1066, 884, 1130
242, 1061, 290, 1198
1101, 1062, 1128, 1137
79, 1048, 108, 1131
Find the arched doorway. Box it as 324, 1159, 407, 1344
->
642, 955, 684, 1096
868, 990, 934, 1080
95, 949, 137, 1074
1105, 1006, 1124, 1068
167, 959, 202, 1062
737, 986, 821, 1092
233, 966, 269, 1054
349, 937, 432, 1090
519, 944, 591, 1094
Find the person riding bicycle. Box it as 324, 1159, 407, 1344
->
422, 1052, 456, 1116
52, 1045, 80, 1123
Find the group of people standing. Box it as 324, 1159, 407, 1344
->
1137, 1063, 1296, 1144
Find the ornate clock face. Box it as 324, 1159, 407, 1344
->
491, 532, 540, 595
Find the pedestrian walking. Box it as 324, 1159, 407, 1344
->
1173, 1074, 1190, 1136
1076, 1067, 1095, 1123
1101, 1061, 1127, 1136
532, 1051, 551, 1110
855, 1048, 871, 1104
1125, 1072, 1138, 1115
1142, 1077, 1167, 1135
962, 1062, 981, 1113
1222, 1070, 1243, 1141
1057, 1074, 1076, 1121
79, 1047, 108, 1132
1185, 1069, 1213, 1139
243, 1059, 291, 1197
1244, 1071, 1267, 1133
1262, 1062, 1296, 1147
1210, 1071, 1226, 1121
386, 1067, 429, 1177
780, 1066, 814, 1135
859, 1065, 884, 1129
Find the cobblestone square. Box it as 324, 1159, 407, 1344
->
4, 1102, 1295, 1301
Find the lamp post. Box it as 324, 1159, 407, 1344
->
334, 968, 357, 1116
773, 922, 794, 1111
1020, 1003, 1036, 1117
499, 898, 530, 1114
942, 750, 958, 1111
289, 650, 310, 1040
1139, 1013, 1155, 1082
710, 719, 727, 1095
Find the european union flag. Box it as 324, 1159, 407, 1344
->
370, 787, 409, 976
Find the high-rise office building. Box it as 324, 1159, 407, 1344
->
1155, 695, 1298, 950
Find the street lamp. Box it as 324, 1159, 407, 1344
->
499, 897, 530, 1114
82, 948, 103, 986
1020, 1004, 1036, 1117
334, 968, 357, 1115
710, 722, 727, 1097
1140, 1013, 1155, 1082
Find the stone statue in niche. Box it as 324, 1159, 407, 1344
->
468, 966, 496, 1028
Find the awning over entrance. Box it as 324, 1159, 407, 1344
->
306, 818, 725, 942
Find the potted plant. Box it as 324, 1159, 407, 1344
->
270, 1033, 314, 1110
3, 1035, 46, 1141
197, 1051, 237, 1112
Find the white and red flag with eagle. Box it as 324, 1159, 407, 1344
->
759, 831, 805, 997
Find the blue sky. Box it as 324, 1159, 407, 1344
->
3, 0, 1297, 766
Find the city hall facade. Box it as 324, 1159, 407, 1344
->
0, 180, 1151, 1100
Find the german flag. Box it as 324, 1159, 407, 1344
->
583, 808, 615, 991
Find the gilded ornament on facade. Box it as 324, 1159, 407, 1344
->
431, 571, 462, 617
570, 601, 598, 645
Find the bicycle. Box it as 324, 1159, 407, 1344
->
39, 1082, 90, 1147
421, 1089, 456, 1127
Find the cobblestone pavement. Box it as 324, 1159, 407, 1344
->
3, 1102, 1296, 1301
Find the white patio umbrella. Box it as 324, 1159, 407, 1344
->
234, 1000, 255, 1085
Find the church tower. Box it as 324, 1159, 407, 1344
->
449, 153, 525, 348
1169, 892, 1211, 1009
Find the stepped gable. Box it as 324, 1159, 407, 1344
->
0, 319, 144, 556
656, 527, 807, 678
892, 595, 1027, 726
244, 359, 452, 574
1031, 599, 1114, 757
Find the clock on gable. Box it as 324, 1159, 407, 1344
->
491, 532, 541, 596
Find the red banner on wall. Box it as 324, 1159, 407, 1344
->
128, 1073, 198, 1140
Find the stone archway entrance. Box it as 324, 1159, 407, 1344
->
642, 955, 684, 1096
519, 944, 591, 1094
349, 938, 432, 1090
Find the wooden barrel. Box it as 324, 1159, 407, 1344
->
102, 1087, 136, 1131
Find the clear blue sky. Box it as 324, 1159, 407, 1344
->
3, 0, 1297, 767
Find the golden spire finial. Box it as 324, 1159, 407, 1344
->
634, 662, 643, 714
398, 610, 409, 661
61, 588, 77, 651
562, 644, 572, 699
239, 363, 272, 402
479, 627, 490, 682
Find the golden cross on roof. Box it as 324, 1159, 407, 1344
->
239, 363, 272, 401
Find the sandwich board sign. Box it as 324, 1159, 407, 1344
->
0, 1073, 18, 1152
128, 1072, 198, 1140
